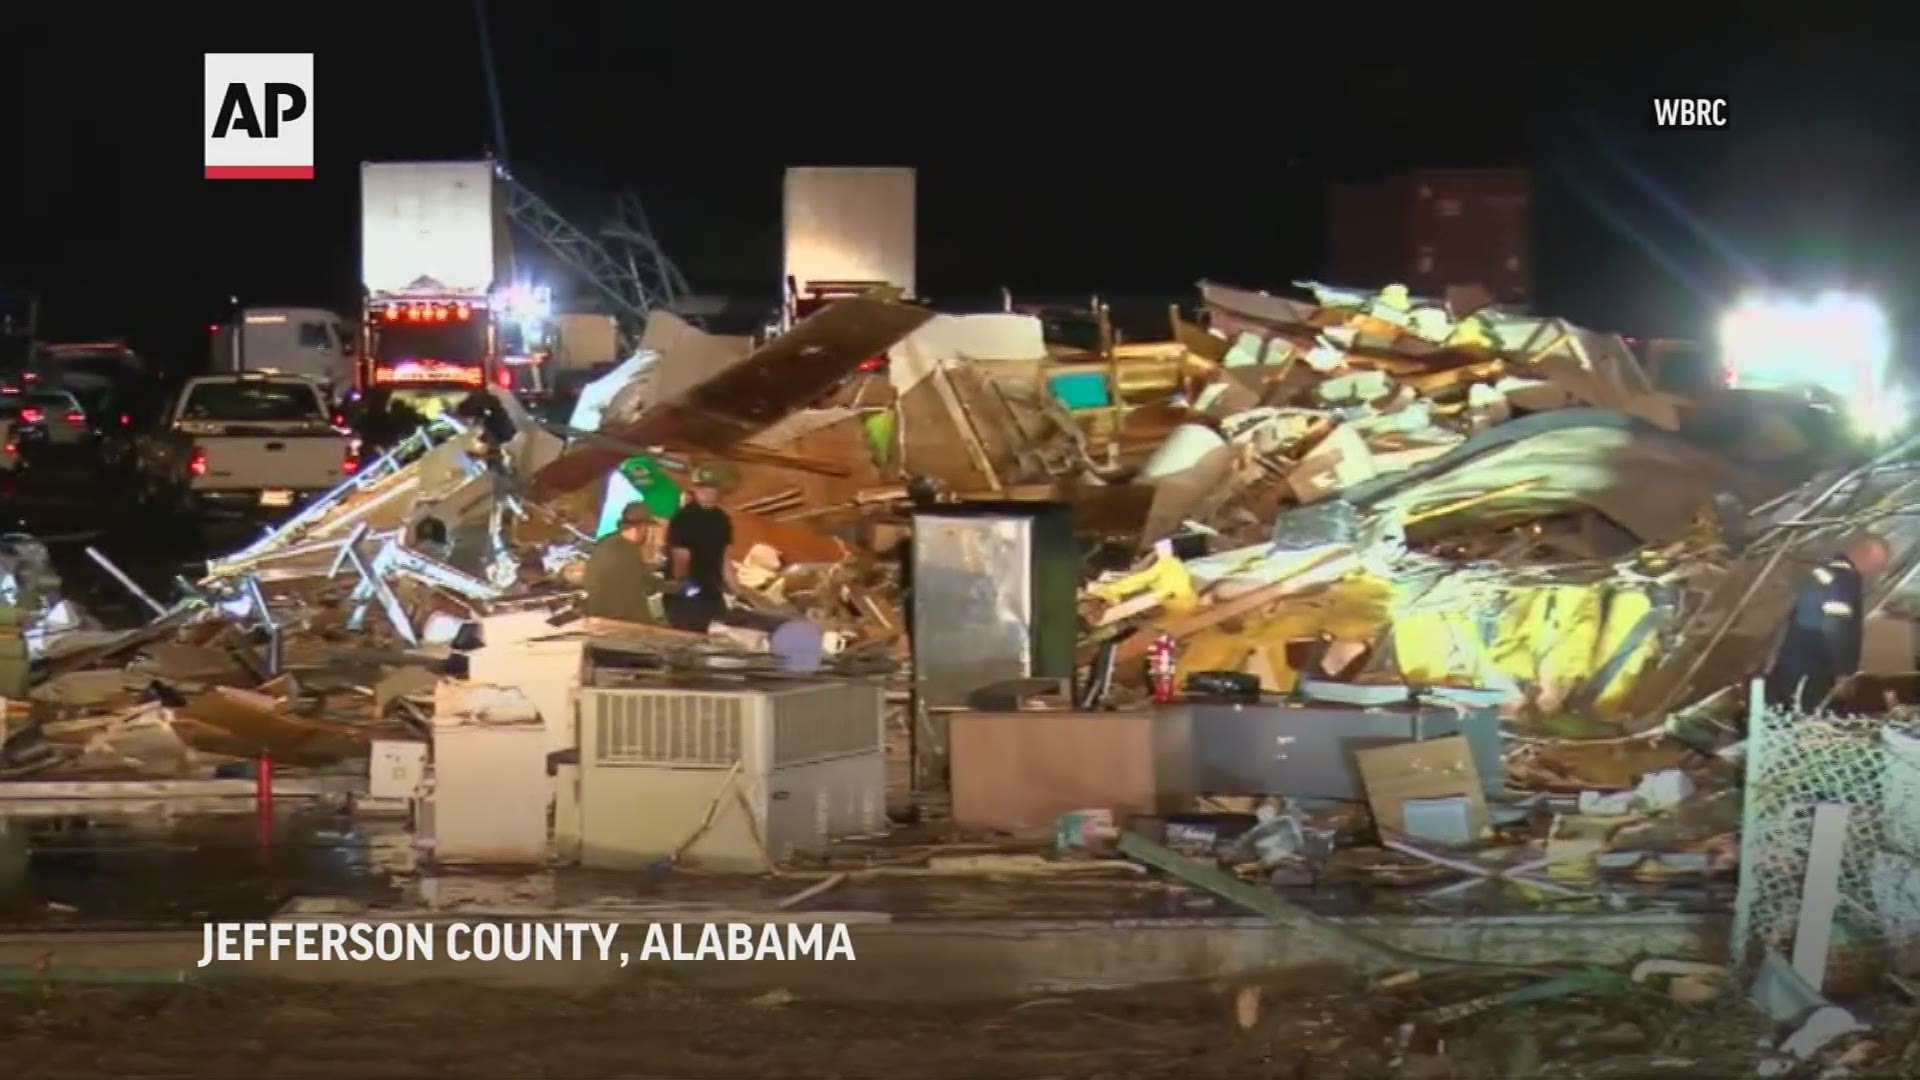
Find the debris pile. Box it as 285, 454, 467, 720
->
2, 282, 1918, 1040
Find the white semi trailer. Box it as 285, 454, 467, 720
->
781, 167, 917, 325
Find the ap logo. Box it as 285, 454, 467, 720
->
204, 53, 315, 179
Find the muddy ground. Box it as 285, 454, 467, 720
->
0, 969, 1851, 1080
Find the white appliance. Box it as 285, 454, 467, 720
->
578, 679, 886, 872
365, 739, 428, 814
369, 740, 428, 799
427, 686, 549, 865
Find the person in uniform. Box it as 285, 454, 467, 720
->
1767, 533, 1891, 709
582, 503, 662, 624
664, 465, 734, 632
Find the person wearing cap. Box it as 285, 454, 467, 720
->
583, 502, 662, 625
1767, 532, 1892, 709
665, 465, 734, 631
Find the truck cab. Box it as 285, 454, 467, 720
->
212, 308, 355, 402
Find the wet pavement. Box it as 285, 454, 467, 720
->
0, 807, 1205, 930
4, 462, 406, 931
14, 459, 201, 626
0, 814, 408, 930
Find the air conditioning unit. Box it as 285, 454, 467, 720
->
578, 680, 886, 872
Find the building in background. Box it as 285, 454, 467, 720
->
1325, 168, 1532, 306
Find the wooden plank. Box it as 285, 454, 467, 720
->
1791, 802, 1851, 990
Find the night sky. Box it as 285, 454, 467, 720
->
3, 10, 1913, 373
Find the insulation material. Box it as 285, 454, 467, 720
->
1390, 608, 1508, 693
1587, 587, 1659, 714
1173, 631, 1253, 683
1321, 577, 1393, 643
1486, 586, 1603, 710
1171, 579, 1390, 688
1386, 583, 1662, 720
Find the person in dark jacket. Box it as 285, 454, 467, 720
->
664, 465, 733, 631
1767, 533, 1891, 709
583, 503, 661, 624
454, 390, 517, 464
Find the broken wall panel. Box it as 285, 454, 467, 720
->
530, 299, 934, 499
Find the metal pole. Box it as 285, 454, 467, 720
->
255, 751, 274, 858
230, 295, 244, 374
84, 547, 167, 619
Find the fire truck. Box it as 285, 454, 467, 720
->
364, 281, 554, 400
360, 161, 554, 411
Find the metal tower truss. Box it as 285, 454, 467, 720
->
495, 166, 688, 329
605, 193, 691, 309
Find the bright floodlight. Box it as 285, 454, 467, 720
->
1718, 291, 1890, 399
494, 283, 553, 322
1855, 386, 1909, 440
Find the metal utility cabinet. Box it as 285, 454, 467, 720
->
577, 678, 887, 873
909, 502, 1079, 786
1154, 701, 1504, 802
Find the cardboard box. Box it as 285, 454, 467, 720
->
1354, 735, 1487, 846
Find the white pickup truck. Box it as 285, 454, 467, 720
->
132, 374, 356, 526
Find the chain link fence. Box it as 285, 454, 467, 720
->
1732, 686, 1920, 984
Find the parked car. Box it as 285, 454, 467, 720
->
0, 393, 53, 470
3, 389, 91, 455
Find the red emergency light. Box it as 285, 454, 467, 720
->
380, 302, 474, 323
371, 360, 485, 387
